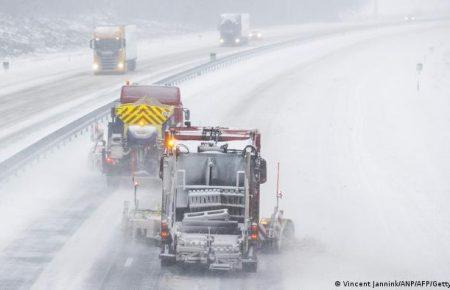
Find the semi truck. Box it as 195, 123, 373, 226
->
102, 85, 189, 241
159, 126, 266, 272
219, 13, 250, 46
90, 25, 137, 74
102, 85, 189, 185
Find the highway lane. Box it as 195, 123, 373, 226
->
0, 26, 331, 157
0, 171, 109, 290
0, 22, 380, 162
2, 21, 449, 290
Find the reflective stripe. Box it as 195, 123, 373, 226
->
116, 104, 173, 126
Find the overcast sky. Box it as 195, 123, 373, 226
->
0, 0, 448, 25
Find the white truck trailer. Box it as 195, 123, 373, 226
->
219, 13, 250, 46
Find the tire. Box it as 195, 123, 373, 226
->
160, 258, 174, 267
106, 175, 119, 188
106, 176, 113, 187
243, 261, 257, 273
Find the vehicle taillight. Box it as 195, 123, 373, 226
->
160, 221, 169, 241
250, 223, 258, 241
164, 137, 175, 150
105, 156, 114, 164
163, 132, 172, 151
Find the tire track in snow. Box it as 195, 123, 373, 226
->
0, 177, 109, 290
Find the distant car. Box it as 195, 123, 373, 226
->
404, 15, 416, 21
249, 30, 263, 40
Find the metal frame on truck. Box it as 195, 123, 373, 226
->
159, 127, 266, 272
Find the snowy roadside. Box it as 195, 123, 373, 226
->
0, 12, 197, 57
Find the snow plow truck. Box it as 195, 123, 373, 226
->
102, 85, 190, 186
158, 126, 267, 272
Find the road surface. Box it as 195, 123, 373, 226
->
1, 20, 449, 290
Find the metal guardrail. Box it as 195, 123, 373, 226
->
0, 20, 434, 182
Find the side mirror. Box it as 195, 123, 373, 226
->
259, 158, 267, 184
89, 39, 94, 49
183, 109, 191, 127
416, 63, 423, 73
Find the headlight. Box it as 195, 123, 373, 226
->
117, 62, 124, 69
219, 38, 224, 43
92, 63, 99, 70
235, 38, 240, 44
257, 33, 262, 38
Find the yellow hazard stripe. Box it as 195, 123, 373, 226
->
116, 104, 173, 126
142, 106, 165, 124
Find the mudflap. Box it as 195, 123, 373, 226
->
260, 238, 281, 253
106, 175, 120, 187
242, 244, 258, 272
159, 253, 176, 267
242, 260, 257, 273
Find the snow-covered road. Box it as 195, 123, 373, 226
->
1, 20, 449, 290
0, 23, 357, 162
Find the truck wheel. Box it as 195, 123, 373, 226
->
106, 176, 113, 187
160, 258, 173, 267
106, 176, 118, 187
243, 261, 257, 273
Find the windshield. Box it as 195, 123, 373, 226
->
220, 20, 239, 35
94, 39, 122, 50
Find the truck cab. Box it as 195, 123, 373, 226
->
102, 85, 186, 181
90, 25, 137, 74
219, 13, 250, 46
